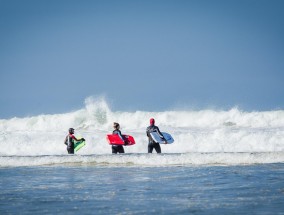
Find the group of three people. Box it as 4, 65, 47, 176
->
65, 118, 167, 154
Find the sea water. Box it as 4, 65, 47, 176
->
0, 98, 284, 214
0, 164, 284, 214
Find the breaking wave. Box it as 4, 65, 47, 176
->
0, 96, 283, 166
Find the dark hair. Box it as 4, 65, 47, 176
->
69, 128, 74, 133
113, 122, 120, 129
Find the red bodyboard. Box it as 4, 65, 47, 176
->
106, 134, 136, 146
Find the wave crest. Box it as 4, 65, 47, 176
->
0, 97, 284, 157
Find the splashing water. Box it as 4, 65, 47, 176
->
0, 96, 284, 166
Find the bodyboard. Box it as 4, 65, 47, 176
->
74, 136, 86, 152
106, 134, 136, 146
150, 132, 174, 144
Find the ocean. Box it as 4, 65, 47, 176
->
0, 98, 284, 214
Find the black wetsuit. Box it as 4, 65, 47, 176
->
64, 134, 75, 154
146, 125, 164, 153
112, 130, 125, 154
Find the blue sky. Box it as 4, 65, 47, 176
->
0, 0, 283, 118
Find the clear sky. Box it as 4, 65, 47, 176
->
0, 0, 283, 118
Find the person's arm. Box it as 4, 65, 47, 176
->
64, 136, 68, 145
71, 134, 85, 142
117, 130, 124, 142
146, 127, 150, 137
156, 127, 167, 144
156, 127, 164, 138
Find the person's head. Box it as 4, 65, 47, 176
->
150, 118, 155, 125
113, 122, 120, 130
69, 128, 75, 134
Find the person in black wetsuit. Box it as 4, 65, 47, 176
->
64, 128, 85, 154
112, 122, 127, 154
146, 118, 167, 153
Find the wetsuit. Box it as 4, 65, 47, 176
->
64, 134, 76, 154
112, 130, 125, 154
146, 125, 165, 153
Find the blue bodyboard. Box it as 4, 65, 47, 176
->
150, 132, 174, 144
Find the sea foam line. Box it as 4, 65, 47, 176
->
1, 152, 284, 167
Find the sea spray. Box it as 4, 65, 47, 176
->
0, 97, 283, 158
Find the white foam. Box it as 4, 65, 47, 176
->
1, 153, 284, 167
0, 96, 284, 162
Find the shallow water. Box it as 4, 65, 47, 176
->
1, 164, 283, 214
